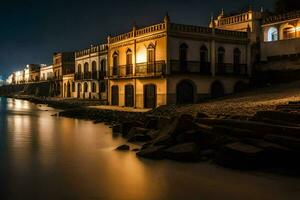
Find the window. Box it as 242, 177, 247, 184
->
283, 27, 296, 39
267, 27, 278, 41
217, 47, 225, 64
112, 52, 118, 75
126, 49, 133, 65
77, 64, 82, 73
200, 45, 208, 63
92, 61, 97, 72
100, 59, 106, 72
84, 82, 88, 92
84, 63, 89, 72
233, 48, 241, 65
147, 44, 155, 63
179, 43, 188, 72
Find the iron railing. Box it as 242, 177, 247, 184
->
170, 60, 211, 75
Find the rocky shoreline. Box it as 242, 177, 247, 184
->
3, 94, 300, 173
58, 101, 300, 173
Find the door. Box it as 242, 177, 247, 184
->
144, 84, 156, 109
177, 80, 194, 104
111, 86, 119, 106
125, 85, 134, 107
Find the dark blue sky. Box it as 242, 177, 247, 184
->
0, 0, 274, 78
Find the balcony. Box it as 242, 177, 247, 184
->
216, 63, 248, 76
170, 60, 211, 75
109, 61, 166, 78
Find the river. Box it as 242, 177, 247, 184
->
0, 97, 299, 200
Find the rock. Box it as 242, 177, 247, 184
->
198, 118, 300, 139
199, 149, 215, 161
253, 111, 300, 125
196, 112, 209, 119
164, 143, 200, 162
213, 125, 262, 139
144, 115, 173, 130
127, 127, 150, 139
216, 142, 265, 169
264, 135, 300, 152
115, 144, 130, 151
128, 134, 152, 142
176, 130, 202, 143
136, 145, 167, 159
121, 121, 144, 136
112, 124, 121, 133
132, 148, 140, 152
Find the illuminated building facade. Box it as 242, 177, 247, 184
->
260, 11, 300, 71
51, 52, 75, 97
40, 65, 53, 81
107, 15, 251, 108
74, 44, 107, 99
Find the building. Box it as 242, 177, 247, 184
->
62, 74, 75, 98
6, 74, 13, 85
51, 52, 75, 97
74, 44, 108, 99
14, 70, 25, 84
40, 65, 54, 81
107, 15, 251, 108
260, 10, 300, 71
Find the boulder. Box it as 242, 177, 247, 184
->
112, 124, 121, 133
127, 127, 150, 139
163, 143, 200, 162
144, 115, 173, 130
115, 144, 130, 151
216, 142, 265, 169
128, 134, 152, 142
253, 111, 300, 125
121, 121, 144, 136
195, 112, 209, 120
136, 145, 167, 159
264, 135, 300, 152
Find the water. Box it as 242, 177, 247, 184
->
0, 97, 299, 200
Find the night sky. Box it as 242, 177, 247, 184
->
0, 0, 275, 78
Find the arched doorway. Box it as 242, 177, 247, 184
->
111, 85, 119, 106
83, 82, 88, 99
177, 80, 195, 104
77, 83, 82, 98
64, 83, 67, 98
125, 84, 134, 107
211, 81, 224, 98
56, 83, 61, 96
144, 84, 156, 109
67, 82, 71, 97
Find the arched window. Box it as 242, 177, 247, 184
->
233, 48, 241, 65
112, 52, 118, 75
100, 59, 106, 72
126, 49, 133, 75
283, 26, 295, 39
147, 44, 155, 63
92, 61, 97, 72
200, 45, 208, 63
84, 63, 89, 73
147, 44, 155, 73
179, 43, 188, 72
91, 82, 97, 93
217, 47, 225, 64
267, 27, 278, 41
200, 45, 209, 73
77, 64, 82, 73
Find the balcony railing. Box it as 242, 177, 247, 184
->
75, 71, 106, 80
109, 61, 166, 78
216, 63, 248, 75
170, 60, 211, 75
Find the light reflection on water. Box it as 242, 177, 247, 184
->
0, 97, 300, 200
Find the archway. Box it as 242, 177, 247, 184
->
67, 82, 71, 97
211, 81, 224, 98
125, 84, 134, 107
144, 84, 156, 109
111, 85, 119, 106
176, 80, 195, 104
267, 27, 278, 41
83, 82, 88, 99
77, 83, 82, 98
